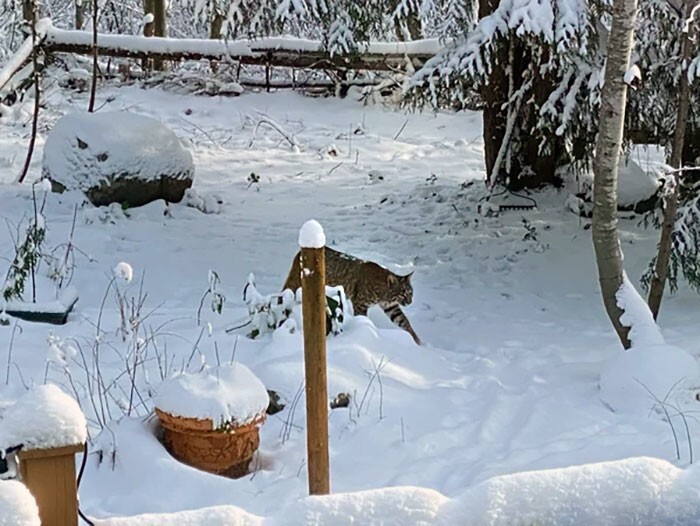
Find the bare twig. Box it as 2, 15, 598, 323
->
248, 113, 299, 149
17, 4, 41, 184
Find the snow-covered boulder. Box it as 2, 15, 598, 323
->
600, 344, 700, 414
568, 158, 661, 216
42, 111, 194, 207
617, 157, 661, 213
0, 480, 40, 526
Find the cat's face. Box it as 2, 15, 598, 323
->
388, 272, 413, 306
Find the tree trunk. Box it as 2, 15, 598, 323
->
143, 0, 154, 71
591, 0, 639, 349
75, 0, 83, 29
209, 12, 225, 73
143, 0, 154, 37
646, 0, 698, 319
391, 0, 421, 41
152, 0, 167, 70
210, 13, 225, 39
22, 0, 33, 26
478, 0, 565, 190
87, 0, 97, 112
480, 0, 506, 185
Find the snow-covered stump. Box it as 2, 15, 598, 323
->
298, 220, 330, 495
0, 385, 87, 526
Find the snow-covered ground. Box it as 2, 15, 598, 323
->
1, 82, 699, 522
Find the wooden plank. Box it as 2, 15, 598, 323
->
19, 444, 82, 526
18, 443, 84, 460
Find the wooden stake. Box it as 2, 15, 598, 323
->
300, 245, 330, 495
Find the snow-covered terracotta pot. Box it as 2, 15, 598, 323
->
154, 364, 268, 478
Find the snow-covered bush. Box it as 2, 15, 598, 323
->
2, 183, 48, 302
0, 180, 81, 308
243, 274, 349, 339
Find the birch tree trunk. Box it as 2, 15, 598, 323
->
591, 0, 639, 349
646, 0, 698, 319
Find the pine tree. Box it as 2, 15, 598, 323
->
409, 0, 605, 190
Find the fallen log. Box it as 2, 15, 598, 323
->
43, 25, 442, 71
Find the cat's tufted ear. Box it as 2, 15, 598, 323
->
405, 271, 414, 280
387, 273, 398, 286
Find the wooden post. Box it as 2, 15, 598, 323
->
19, 444, 84, 526
299, 220, 330, 495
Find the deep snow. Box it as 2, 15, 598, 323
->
0, 82, 699, 522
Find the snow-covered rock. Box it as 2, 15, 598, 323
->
154, 364, 269, 427
600, 344, 700, 414
617, 157, 661, 212
0, 384, 87, 451
42, 111, 194, 207
567, 157, 661, 216
0, 480, 40, 526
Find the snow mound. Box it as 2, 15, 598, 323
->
42, 111, 194, 207
0, 480, 40, 526
599, 343, 700, 414
78, 457, 700, 525
443, 456, 700, 525
100, 505, 263, 526
94, 487, 445, 526
276, 487, 447, 526
298, 220, 326, 248
0, 384, 87, 451
616, 272, 664, 347
617, 157, 660, 208
154, 364, 269, 427
564, 157, 660, 213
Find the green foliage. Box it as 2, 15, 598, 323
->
2, 188, 48, 303
2, 221, 45, 302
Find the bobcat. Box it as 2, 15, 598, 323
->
282, 246, 420, 344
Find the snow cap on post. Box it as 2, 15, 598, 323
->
0, 384, 87, 452
298, 220, 326, 249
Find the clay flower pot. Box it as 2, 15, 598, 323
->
154, 364, 269, 478
155, 408, 265, 478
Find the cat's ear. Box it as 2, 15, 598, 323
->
405, 271, 414, 280
387, 273, 398, 286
